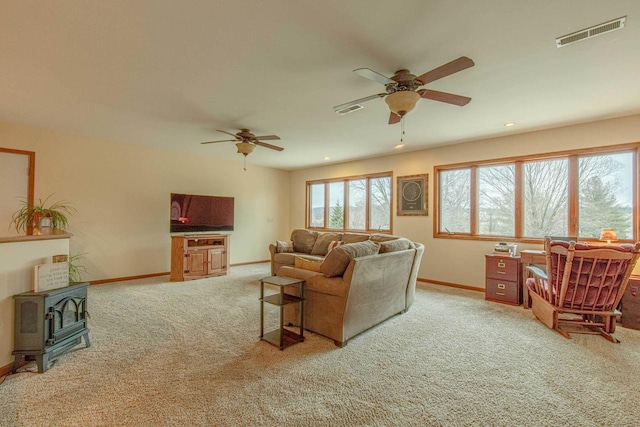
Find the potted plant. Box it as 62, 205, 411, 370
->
10, 194, 76, 233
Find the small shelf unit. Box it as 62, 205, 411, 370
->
259, 276, 305, 350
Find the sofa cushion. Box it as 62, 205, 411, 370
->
369, 233, 400, 243
342, 232, 371, 244
278, 267, 350, 298
311, 232, 343, 255
294, 256, 322, 272
378, 237, 416, 253
291, 229, 318, 253
273, 252, 324, 265
276, 240, 294, 253
320, 240, 380, 278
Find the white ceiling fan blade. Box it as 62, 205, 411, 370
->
333, 93, 386, 112
353, 68, 394, 85
216, 130, 240, 139
201, 139, 236, 144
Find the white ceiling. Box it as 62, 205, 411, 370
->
1, 1, 639, 171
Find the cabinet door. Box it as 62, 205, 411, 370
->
186, 250, 207, 276
208, 248, 224, 274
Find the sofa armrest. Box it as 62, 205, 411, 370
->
269, 243, 277, 258
342, 250, 415, 340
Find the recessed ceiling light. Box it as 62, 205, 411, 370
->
504, 122, 516, 127
394, 144, 405, 149
324, 157, 330, 161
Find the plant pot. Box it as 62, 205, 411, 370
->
39, 216, 52, 228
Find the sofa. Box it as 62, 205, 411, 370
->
268, 229, 424, 347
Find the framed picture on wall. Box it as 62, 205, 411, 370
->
397, 174, 428, 216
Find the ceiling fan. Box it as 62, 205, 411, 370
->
333, 56, 475, 124
201, 129, 283, 170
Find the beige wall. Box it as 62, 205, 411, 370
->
0, 121, 290, 281
289, 114, 640, 289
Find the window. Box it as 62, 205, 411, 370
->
309, 183, 325, 228
347, 179, 366, 230
435, 144, 638, 242
439, 169, 471, 233
578, 152, 633, 240
328, 181, 344, 229
523, 158, 568, 237
478, 164, 515, 236
306, 172, 392, 232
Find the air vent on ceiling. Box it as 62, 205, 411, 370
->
556, 16, 626, 48
335, 104, 364, 115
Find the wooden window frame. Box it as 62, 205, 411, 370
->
434, 142, 639, 243
306, 171, 394, 233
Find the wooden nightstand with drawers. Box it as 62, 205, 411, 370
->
485, 254, 522, 305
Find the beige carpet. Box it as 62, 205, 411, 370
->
1, 263, 639, 426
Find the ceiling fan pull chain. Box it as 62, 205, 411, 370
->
400, 116, 405, 142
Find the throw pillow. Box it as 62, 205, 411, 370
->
369, 233, 400, 243
341, 233, 371, 244
294, 256, 322, 272
378, 238, 415, 253
320, 240, 380, 278
291, 229, 318, 253
311, 232, 343, 256
276, 240, 294, 253
327, 240, 344, 254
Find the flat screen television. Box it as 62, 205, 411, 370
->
170, 193, 234, 233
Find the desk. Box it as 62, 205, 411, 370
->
621, 275, 640, 329
519, 250, 546, 309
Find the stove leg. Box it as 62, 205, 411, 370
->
36, 353, 49, 373
11, 355, 22, 373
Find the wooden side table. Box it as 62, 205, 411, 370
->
259, 276, 305, 350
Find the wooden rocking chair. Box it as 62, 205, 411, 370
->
526, 238, 640, 342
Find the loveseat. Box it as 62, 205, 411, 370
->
268, 229, 424, 347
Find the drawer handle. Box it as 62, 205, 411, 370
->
497, 284, 506, 289
496, 292, 506, 296
496, 271, 506, 274
497, 261, 506, 268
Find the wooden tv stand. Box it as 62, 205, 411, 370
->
170, 234, 229, 281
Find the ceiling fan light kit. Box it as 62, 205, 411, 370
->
385, 91, 420, 116
236, 142, 255, 156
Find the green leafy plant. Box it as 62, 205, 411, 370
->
68, 252, 88, 283
10, 194, 76, 233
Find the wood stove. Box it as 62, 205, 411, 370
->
12, 282, 90, 373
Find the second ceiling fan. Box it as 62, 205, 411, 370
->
201, 129, 283, 170
333, 56, 475, 124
